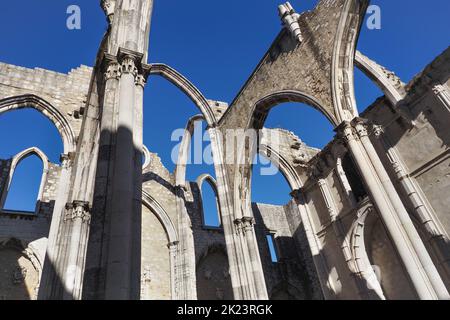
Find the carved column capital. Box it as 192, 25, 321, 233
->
64, 201, 91, 224
234, 216, 255, 234
241, 216, 255, 233
135, 74, 147, 88
60, 153, 75, 169
104, 61, 122, 81
372, 124, 384, 138
335, 121, 357, 144
353, 118, 370, 138
120, 55, 138, 77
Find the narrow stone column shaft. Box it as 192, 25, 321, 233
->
354, 120, 449, 300
342, 123, 436, 299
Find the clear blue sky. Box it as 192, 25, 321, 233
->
0, 1, 449, 216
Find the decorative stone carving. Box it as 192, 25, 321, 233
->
372, 124, 384, 138
60, 153, 74, 169
120, 56, 138, 76
278, 2, 303, 42
337, 122, 356, 143
64, 201, 91, 224
104, 62, 121, 81
135, 74, 146, 88
354, 122, 369, 138
234, 216, 255, 235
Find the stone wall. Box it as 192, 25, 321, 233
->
0, 62, 92, 138
141, 205, 171, 300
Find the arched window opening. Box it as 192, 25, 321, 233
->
342, 153, 368, 203
3, 154, 44, 213
144, 76, 201, 173
186, 120, 215, 182
263, 102, 334, 149
252, 155, 291, 205
0, 108, 62, 163
266, 233, 279, 263
200, 179, 221, 228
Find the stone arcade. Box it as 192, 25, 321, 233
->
0, 0, 449, 300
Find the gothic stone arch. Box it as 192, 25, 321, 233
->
149, 64, 217, 127
141, 191, 178, 299
0, 95, 76, 154
0, 147, 49, 214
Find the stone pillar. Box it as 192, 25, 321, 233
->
353, 118, 449, 300
208, 127, 268, 300
235, 216, 268, 300
38, 153, 74, 299
168, 241, 179, 299
62, 200, 91, 300
337, 121, 440, 299
317, 174, 384, 300
102, 50, 146, 300
335, 156, 357, 207
289, 188, 333, 299
173, 186, 197, 300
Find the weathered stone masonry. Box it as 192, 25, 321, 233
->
0, 0, 449, 300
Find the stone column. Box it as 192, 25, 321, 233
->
208, 127, 268, 300
103, 50, 145, 300
132, 70, 146, 297
317, 174, 384, 300
289, 189, 333, 299
335, 156, 357, 207
173, 186, 197, 300
353, 118, 449, 300
38, 153, 74, 299
62, 200, 91, 300
168, 241, 179, 299
235, 217, 268, 300
338, 121, 439, 299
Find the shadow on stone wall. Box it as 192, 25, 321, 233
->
0, 238, 38, 300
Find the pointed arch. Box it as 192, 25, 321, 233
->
149, 64, 217, 127
249, 90, 338, 130
196, 174, 222, 227
0, 147, 49, 214
0, 95, 76, 153
174, 114, 205, 187
141, 191, 178, 244
258, 144, 303, 191
331, 0, 370, 122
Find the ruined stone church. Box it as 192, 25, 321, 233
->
0, 0, 449, 300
